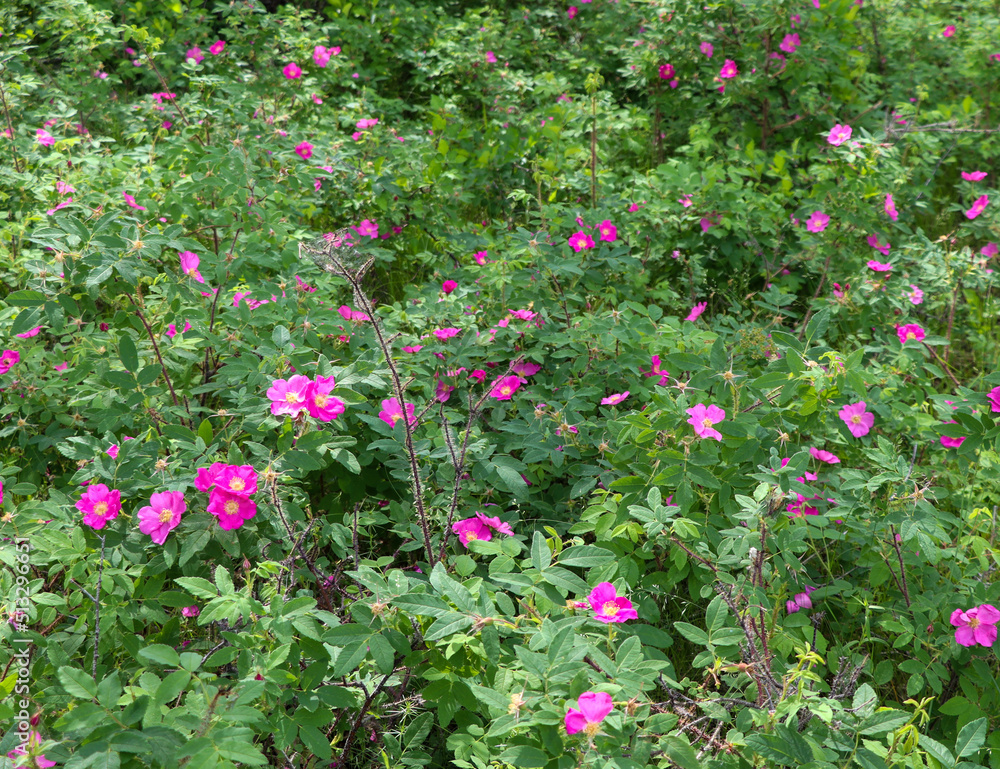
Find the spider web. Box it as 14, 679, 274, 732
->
298, 227, 375, 283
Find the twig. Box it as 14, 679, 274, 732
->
0, 75, 23, 172
921, 341, 962, 390
127, 294, 191, 427
93, 534, 105, 681
888, 525, 911, 608
670, 536, 719, 574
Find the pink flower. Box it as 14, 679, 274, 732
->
806, 211, 829, 233
313, 45, 332, 67
866, 233, 891, 257
56, 180, 75, 195
982, 242, 998, 258
295, 141, 313, 160
209, 40, 225, 55
283, 62, 302, 79
356, 118, 379, 129
950, 604, 1000, 647
678, 194, 693, 208
685, 301, 707, 322
452, 517, 492, 546
779, 33, 800, 53
468, 369, 486, 383
16, 326, 41, 339
266, 375, 313, 417
809, 447, 840, 464
567, 6, 578, 19
178, 251, 204, 283
181, 605, 200, 618
568, 231, 595, 252
598, 220, 617, 241
433, 327, 461, 341
940, 426, 966, 448
906, 284, 924, 304
965, 194, 989, 220
186, 46, 204, 63
308, 375, 346, 422
442, 279, 458, 294
46, 197, 72, 215
719, 59, 738, 78
986, 386, 1000, 413
338, 305, 370, 322
601, 391, 629, 405
474, 511, 514, 536
896, 323, 925, 344
0, 350, 19, 374
884, 194, 898, 221
490, 375, 522, 400
216, 465, 258, 496
106, 443, 120, 460
658, 63, 675, 80
207, 488, 257, 530
379, 397, 416, 428
587, 582, 637, 623
838, 401, 874, 438
36, 128, 56, 146
473, 250, 489, 265
786, 586, 817, 614
137, 491, 186, 545
642, 354, 670, 386
942, 25, 956, 37
403, 345, 423, 353
123, 192, 146, 210
54, 362, 68, 372
194, 462, 227, 492
867, 260, 892, 272
486, 51, 497, 63
962, 171, 987, 181
700, 41, 713, 57
6, 731, 56, 769
687, 403, 725, 440
355, 218, 379, 238
827, 124, 852, 146
565, 691, 613, 736
77, 483, 122, 530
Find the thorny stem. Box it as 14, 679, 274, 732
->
590, 93, 598, 208
127, 293, 191, 426
268, 479, 332, 610
0, 76, 23, 173
92, 535, 105, 681
334, 670, 395, 767
888, 525, 912, 608
921, 341, 962, 390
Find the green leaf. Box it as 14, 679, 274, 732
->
154, 670, 191, 708
673, 622, 709, 646
175, 577, 219, 599
660, 735, 701, 769
11, 307, 41, 336
5, 290, 46, 307
214, 565, 234, 595
197, 419, 213, 445
139, 644, 181, 667
530, 531, 551, 571
744, 725, 812, 765
403, 712, 433, 749
955, 717, 986, 758
918, 734, 955, 767
272, 325, 291, 347
297, 724, 332, 760
58, 666, 98, 699
368, 633, 395, 674
705, 595, 728, 635
495, 463, 528, 499
423, 613, 473, 641
497, 745, 548, 768
557, 545, 616, 568
119, 334, 139, 372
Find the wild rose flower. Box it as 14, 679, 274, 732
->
598, 220, 617, 241
6, 731, 56, 769
16, 326, 41, 339
137, 491, 186, 545
402, 345, 423, 353
642, 354, 670, 386
308, 375, 345, 422
453, 516, 492, 546
216, 465, 258, 496
473, 250, 489, 265
442, 279, 457, 294
567, 6, 578, 19
940, 424, 965, 448
686, 302, 707, 322
568, 231, 595, 252
379, 397, 416, 428
827, 124, 852, 146
982, 242, 998, 258
719, 59, 738, 78
884, 194, 898, 221
207, 489, 257, 530
986, 386, 1000, 413
468, 369, 486, 383
209, 40, 225, 55
700, 41, 714, 57
904, 285, 923, 305
194, 462, 227, 492
942, 25, 956, 37
565, 691, 613, 737
475, 511, 514, 536
283, 62, 302, 79
490, 375, 522, 400
658, 63, 675, 80
951, 604, 1000, 647
186, 46, 204, 63
509, 309, 537, 322
123, 192, 146, 211
601, 392, 629, 405
965, 195, 989, 220
779, 33, 800, 53
896, 323, 925, 344
356, 118, 379, 129
786, 586, 817, 614
485, 51, 497, 63
433, 327, 461, 341
806, 211, 829, 232
338, 305, 370, 322
809, 447, 840, 464
56, 181, 75, 195
787, 493, 820, 518
678, 194, 693, 208
181, 605, 200, 617
867, 260, 892, 272
0, 350, 20, 374
46, 198, 72, 215
178, 251, 204, 283
166, 320, 192, 338
294, 141, 313, 160
962, 171, 987, 181
587, 582, 638, 623
839, 401, 874, 438
267, 375, 313, 417
313, 45, 332, 67
687, 403, 725, 440
77, 483, 122, 530
355, 218, 379, 238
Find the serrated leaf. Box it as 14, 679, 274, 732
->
175, 577, 219, 599
919, 734, 955, 767
119, 334, 139, 372
530, 531, 551, 571
955, 716, 986, 758
557, 545, 616, 568
5, 290, 46, 307
139, 644, 181, 667
58, 666, 98, 699
673, 622, 709, 645
497, 745, 547, 768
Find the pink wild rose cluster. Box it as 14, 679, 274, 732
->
267, 375, 346, 422
197, 463, 259, 530
786, 586, 817, 614
452, 511, 514, 546
951, 604, 1000, 647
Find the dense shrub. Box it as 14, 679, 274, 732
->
1, 0, 999, 767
